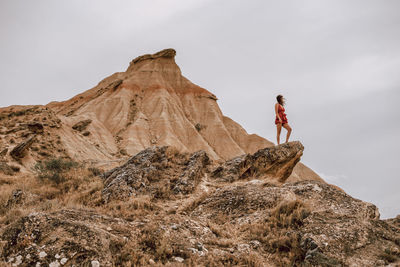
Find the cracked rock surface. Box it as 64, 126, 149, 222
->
1, 142, 399, 266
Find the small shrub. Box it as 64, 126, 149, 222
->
88, 167, 102, 176
34, 157, 79, 184
195, 123, 203, 131
138, 225, 173, 263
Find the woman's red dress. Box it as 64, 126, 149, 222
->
275, 104, 288, 125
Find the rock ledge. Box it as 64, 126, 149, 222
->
130, 48, 176, 65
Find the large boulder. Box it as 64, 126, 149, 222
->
102, 146, 211, 202
211, 141, 304, 183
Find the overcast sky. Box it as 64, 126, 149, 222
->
0, 0, 399, 219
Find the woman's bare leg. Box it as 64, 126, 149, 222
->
282, 123, 292, 143
276, 123, 282, 144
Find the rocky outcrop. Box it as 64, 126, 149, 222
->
1, 143, 399, 266
2, 182, 399, 266
0, 105, 67, 163
172, 150, 210, 194
211, 141, 304, 183
0, 148, 7, 158
187, 180, 397, 266
10, 135, 36, 160
72, 119, 92, 132
3, 189, 25, 211
386, 215, 400, 230
102, 142, 303, 203
129, 48, 176, 65
0, 162, 20, 175
102, 146, 211, 202
1, 209, 133, 267
27, 122, 44, 134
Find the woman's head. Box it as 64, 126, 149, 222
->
276, 94, 285, 106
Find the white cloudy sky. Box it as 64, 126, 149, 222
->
0, 0, 399, 218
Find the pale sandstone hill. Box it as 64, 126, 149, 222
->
44, 48, 322, 183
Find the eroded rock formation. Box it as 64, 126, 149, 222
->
102, 146, 211, 202
10, 135, 36, 160
1, 143, 399, 266
102, 141, 304, 203
211, 141, 304, 183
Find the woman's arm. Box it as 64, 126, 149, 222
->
275, 103, 282, 122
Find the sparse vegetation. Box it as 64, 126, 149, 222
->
127, 99, 138, 126
243, 199, 311, 266
88, 166, 102, 176
189, 252, 265, 267
195, 123, 204, 131
0, 162, 20, 175
0, 163, 105, 228
181, 191, 210, 213
33, 157, 79, 184
139, 224, 174, 263
270, 199, 311, 229
379, 248, 398, 263
104, 197, 158, 220
0, 107, 41, 121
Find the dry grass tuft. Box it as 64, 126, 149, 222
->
0, 163, 106, 228
270, 199, 311, 229
189, 252, 266, 267
103, 196, 159, 220
180, 191, 209, 213
138, 224, 173, 263
379, 247, 399, 263
241, 199, 311, 265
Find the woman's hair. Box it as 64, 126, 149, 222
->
276, 94, 285, 106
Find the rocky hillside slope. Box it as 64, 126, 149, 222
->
0, 48, 321, 183
1, 142, 399, 266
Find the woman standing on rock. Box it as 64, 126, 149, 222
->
275, 94, 292, 144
